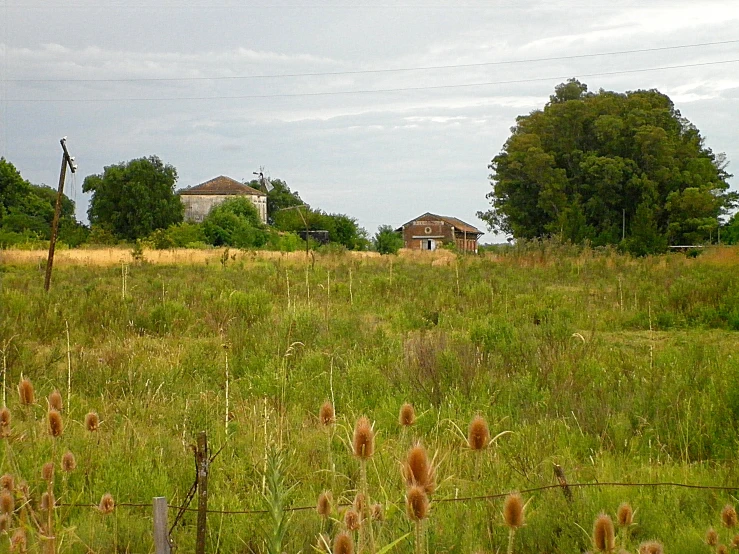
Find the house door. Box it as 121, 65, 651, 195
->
422, 239, 435, 251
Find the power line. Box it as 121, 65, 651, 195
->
7, 39, 739, 83
7, 58, 739, 103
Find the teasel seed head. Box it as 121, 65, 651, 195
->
371, 503, 384, 522
319, 401, 335, 426
48, 409, 63, 437
0, 513, 10, 533
722, 505, 738, 529
18, 378, 34, 406
352, 416, 374, 460
85, 412, 99, 432
316, 491, 332, 518
406, 485, 429, 521
353, 492, 366, 518
0, 490, 14, 515
617, 502, 633, 527
48, 390, 63, 412
41, 462, 54, 482
399, 403, 416, 427
638, 541, 664, 554
403, 443, 435, 494
503, 493, 524, 529
10, 528, 26, 552
467, 415, 490, 451
344, 508, 360, 531
0, 474, 14, 492
707, 528, 719, 547
593, 513, 616, 552
40, 491, 55, 512
62, 451, 77, 473
732, 534, 739, 549
98, 493, 115, 515
333, 531, 354, 554
0, 407, 11, 437
717, 545, 728, 554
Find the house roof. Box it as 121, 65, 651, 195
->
179, 175, 266, 196
396, 212, 483, 236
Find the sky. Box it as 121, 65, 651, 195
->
1, 0, 738, 243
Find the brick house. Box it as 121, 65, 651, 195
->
179, 176, 267, 224
396, 213, 483, 253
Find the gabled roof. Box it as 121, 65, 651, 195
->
396, 212, 483, 235
179, 175, 266, 196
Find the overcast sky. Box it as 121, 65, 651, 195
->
2, 0, 738, 242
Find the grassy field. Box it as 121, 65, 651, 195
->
1, 244, 739, 553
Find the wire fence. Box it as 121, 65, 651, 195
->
57, 480, 739, 515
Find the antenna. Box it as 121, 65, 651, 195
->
253, 166, 274, 193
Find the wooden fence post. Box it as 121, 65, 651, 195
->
153, 497, 171, 554
196, 431, 209, 554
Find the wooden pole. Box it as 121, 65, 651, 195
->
44, 138, 76, 292
153, 497, 171, 554
195, 431, 209, 554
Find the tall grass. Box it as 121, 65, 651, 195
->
0, 245, 738, 551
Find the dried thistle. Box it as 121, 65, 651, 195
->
85, 412, 99, 432
48, 409, 63, 437
333, 531, 354, 554
406, 485, 429, 521
732, 535, 739, 549
503, 493, 524, 529
399, 403, 416, 427
48, 390, 63, 412
62, 451, 77, 473
593, 513, 616, 552
638, 541, 664, 554
717, 545, 728, 554
41, 462, 54, 482
352, 416, 374, 460
353, 492, 366, 518
0, 408, 11, 437
0, 513, 10, 533
403, 443, 436, 494
371, 503, 384, 522
722, 505, 738, 529
18, 378, 34, 406
344, 508, 360, 531
617, 502, 633, 527
320, 401, 335, 426
0, 490, 14, 515
707, 528, 719, 547
10, 528, 26, 552
316, 491, 332, 518
468, 415, 490, 451
40, 491, 54, 511
98, 493, 115, 515
0, 474, 13, 492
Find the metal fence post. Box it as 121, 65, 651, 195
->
153, 497, 171, 554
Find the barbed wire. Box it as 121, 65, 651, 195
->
56, 481, 739, 515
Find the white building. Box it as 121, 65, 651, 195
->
179, 176, 267, 224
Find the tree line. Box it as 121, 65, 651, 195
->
0, 157, 405, 254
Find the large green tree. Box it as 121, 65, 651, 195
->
83, 156, 183, 241
478, 80, 736, 251
0, 158, 87, 246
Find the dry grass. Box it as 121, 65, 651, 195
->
0, 248, 385, 267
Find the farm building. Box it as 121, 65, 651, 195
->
396, 213, 483, 253
179, 176, 267, 224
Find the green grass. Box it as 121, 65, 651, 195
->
1, 245, 738, 553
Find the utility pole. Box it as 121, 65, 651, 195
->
44, 137, 77, 292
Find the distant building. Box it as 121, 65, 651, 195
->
179, 176, 267, 224
396, 213, 483, 253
